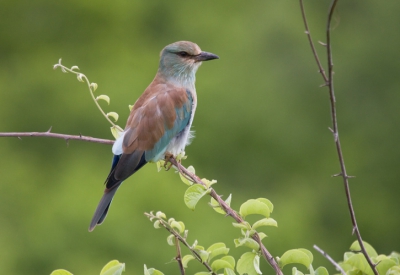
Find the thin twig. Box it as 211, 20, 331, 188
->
299, 1, 379, 274
313, 245, 346, 275
175, 237, 185, 275
144, 212, 216, 275
168, 158, 284, 275
0, 130, 114, 145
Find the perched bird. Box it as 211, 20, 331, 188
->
89, 41, 218, 231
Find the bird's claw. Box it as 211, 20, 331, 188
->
164, 153, 174, 171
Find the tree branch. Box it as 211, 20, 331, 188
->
1, 130, 283, 275
0, 129, 114, 145
313, 245, 346, 275
299, 1, 379, 274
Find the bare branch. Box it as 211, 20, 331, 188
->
313, 245, 346, 275
300, 0, 379, 274
175, 236, 186, 275
0, 131, 114, 145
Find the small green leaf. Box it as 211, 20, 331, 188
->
107, 112, 119, 122
153, 220, 161, 229
239, 199, 271, 219
279, 249, 312, 269
252, 217, 277, 230
314, 266, 329, 275
374, 256, 396, 275
170, 221, 185, 233
202, 178, 217, 188
144, 266, 164, 275
237, 252, 260, 275
50, 270, 73, 275
184, 184, 208, 210
234, 237, 260, 251
224, 268, 236, 275
349, 241, 378, 258
258, 232, 267, 240
344, 253, 371, 275
387, 265, 400, 275
194, 248, 209, 263
155, 211, 166, 219
253, 255, 261, 275
166, 234, 175, 246
207, 243, 230, 262
110, 125, 123, 139
77, 73, 85, 82
292, 267, 305, 275
232, 221, 251, 230
211, 194, 232, 215
179, 172, 193, 186
182, 255, 195, 268
90, 82, 98, 91
96, 95, 110, 105
256, 198, 274, 213
128, 105, 133, 111
211, 256, 235, 272
71, 65, 80, 71
100, 260, 125, 275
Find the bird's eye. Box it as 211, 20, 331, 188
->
177, 51, 189, 57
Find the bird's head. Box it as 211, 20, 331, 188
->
158, 41, 219, 85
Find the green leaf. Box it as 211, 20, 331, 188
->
96, 95, 110, 105
110, 125, 123, 139
166, 234, 175, 246
90, 82, 98, 91
258, 232, 267, 240
77, 73, 85, 82
207, 242, 230, 262
374, 256, 396, 275
212, 257, 235, 272
153, 220, 161, 229
100, 260, 125, 275
224, 268, 236, 275
201, 178, 217, 188
252, 217, 277, 229
344, 253, 372, 275
237, 252, 260, 275
145, 267, 164, 275
182, 255, 195, 268
232, 221, 251, 230
184, 184, 208, 210
210, 194, 232, 215
234, 237, 260, 251
155, 211, 166, 219
50, 270, 73, 275
279, 249, 312, 269
128, 104, 133, 111
314, 266, 329, 275
349, 241, 378, 257
194, 248, 209, 263
387, 265, 400, 275
179, 171, 193, 186
292, 267, 305, 275
170, 220, 185, 233
253, 255, 262, 274
239, 199, 271, 219
256, 198, 274, 213
107, 112, 119, 122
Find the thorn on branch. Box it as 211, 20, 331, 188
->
47, 126, 53, 133
319, 82, 329, 87
332, 173, 342, 177
18, 137, 22, 140
318, 41, 327, 47
328, 127, 334, 133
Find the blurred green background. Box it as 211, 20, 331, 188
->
1, 0, 399, 274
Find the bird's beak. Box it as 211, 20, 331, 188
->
194, 51, 219, 62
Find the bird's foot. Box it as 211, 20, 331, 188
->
164, 152, 174, 171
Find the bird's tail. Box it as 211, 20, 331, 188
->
88, 182, 121, 232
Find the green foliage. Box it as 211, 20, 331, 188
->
337, 241, 400, 275
51, 260, 125, 275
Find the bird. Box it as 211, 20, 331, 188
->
89, 41, 219, 231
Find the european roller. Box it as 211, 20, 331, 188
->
89, 41, 218, 231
